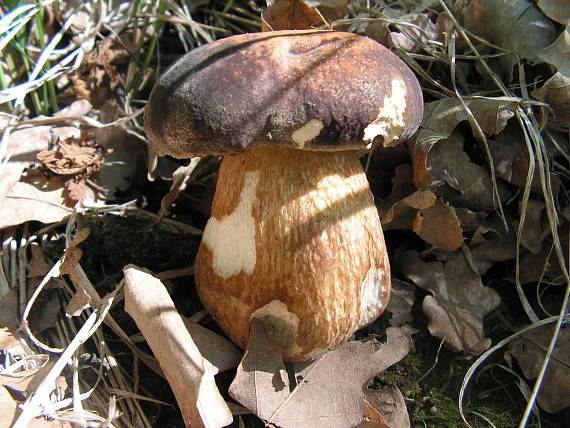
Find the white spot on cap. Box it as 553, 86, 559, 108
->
363, 79, 407, 146
358, 265, 387, 326
291, 119, 325, 148
251, 300, 300, 348
202, 171, 259, 278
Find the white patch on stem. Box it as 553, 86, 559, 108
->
363, 79, 407, 146
202, 171, 260, 278
358, 266, 386, 326
290, 119, 325, 148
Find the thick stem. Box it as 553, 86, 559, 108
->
195, 146, 390, 360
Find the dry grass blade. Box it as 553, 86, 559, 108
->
13, 288, 118, 427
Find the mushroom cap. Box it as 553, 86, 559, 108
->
144, 30, 423, 158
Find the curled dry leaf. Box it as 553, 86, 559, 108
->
508, 325, 570, 413
459, 0, 557, 77
401, 251, 500, 354
230, 326, 411, 427
37, 133, 109, 206
123, 265, 232, 428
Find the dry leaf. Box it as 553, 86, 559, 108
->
230, 326, 411, 427
412, 200, 464, 251
401, 251, 500, 354
182, 319, 242, 373
517, 199, 547, 254
508, 325, 570, 413
460, 0, 557, 77
413, 130, 511, 211
37, 133, 109, 206
518, 224, 568, 285
0, 328, 27, 356
388, 14, 438, 54
123, 265, 232, 428
536, 0, 570, 25
363, 386, 410, 428
229, 318, 290, 421
410, 98, 516, 208
488, 124, 562, 194
532, 72, 570, 126
538, 28, 570, 75
0, 384, 70, 427
27, 244, 51, 279
312, 0, 350, 22
60, 228, 92, 317
262, 0, 326, 31
382, 190, 464, 250
64, 39, 129, 108
0, 288, 19, 333
386, 280, 416, 328
0, 101, 93, 228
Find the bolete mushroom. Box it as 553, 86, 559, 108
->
144, 30, 423, 361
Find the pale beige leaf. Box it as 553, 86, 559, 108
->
182, 320, 242, 373
401, 251, 500, 354
269, 327, 411, 427
123, 265, 232, 428
508, 325, 570, 413
228, 318, 290, 421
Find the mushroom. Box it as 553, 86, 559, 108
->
144, 30, 423, 361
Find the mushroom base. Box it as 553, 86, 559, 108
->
194, 146, 391, 361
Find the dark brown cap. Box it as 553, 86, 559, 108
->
144, 30, 423, 158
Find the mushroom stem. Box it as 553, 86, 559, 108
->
195, 146, 391, 361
